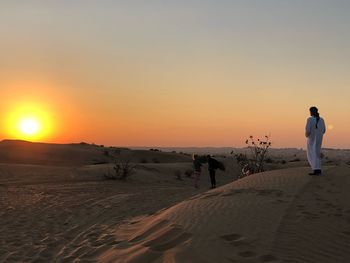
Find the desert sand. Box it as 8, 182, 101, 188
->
1, 140, 350, 262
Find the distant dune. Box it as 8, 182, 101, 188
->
0, 140, 191, 166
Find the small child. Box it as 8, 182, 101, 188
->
193, 154, 202, 189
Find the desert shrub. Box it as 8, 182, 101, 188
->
104, 157, 135, 180
233, 153, 253, 178
150, 148, 161, 152
184, 169, 194, 177
233, 135, 272, 178
103, 150, 110, 156
280, 160, 286, 164
245, 135, 271, 173
174, 170, 183, 180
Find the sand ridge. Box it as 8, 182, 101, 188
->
99, 166, 350, 263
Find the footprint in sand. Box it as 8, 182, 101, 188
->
259, 254, 279, 262
333, 213, 343, 217
297, 205, 306, 209
221, 192, 236, 197
238, 250, 257, 257
342, 231, 350, 236
220, 233, 242, 242
220, 234, 251, 247
201, 192, 221, 199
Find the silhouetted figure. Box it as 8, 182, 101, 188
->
305, 106, 326, 175
193, 154, 202, 189
207, 155, 219, 188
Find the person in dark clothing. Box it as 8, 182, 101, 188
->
207, 155, 218, 188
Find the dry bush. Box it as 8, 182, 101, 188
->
104, 157, 135, 180
233, 135, 272, 178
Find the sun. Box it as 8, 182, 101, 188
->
4, 104, 54, 141
19, 118, 41, 136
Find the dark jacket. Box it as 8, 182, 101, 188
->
207, 157, 218, 171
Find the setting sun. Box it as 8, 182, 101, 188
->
3, 103, 54, 142
19, 118, 41, 136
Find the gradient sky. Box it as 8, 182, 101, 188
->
1, 0, 349, 148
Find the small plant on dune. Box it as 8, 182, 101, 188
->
245, 135, 271, 173
150, 148, 161, 152
104, 156, 135, 180
233, 135, 272, 178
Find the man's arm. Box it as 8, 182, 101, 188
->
305, 118, 311, 137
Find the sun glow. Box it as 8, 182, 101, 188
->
4, 104, 54, 141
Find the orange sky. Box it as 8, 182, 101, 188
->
0, 1, 349, 148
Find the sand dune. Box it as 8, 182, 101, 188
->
0, 140, 191, 166
1, 140, 349, 262
99, 166, 350, 263
0, 158, 234, 263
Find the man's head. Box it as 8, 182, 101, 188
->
309, 106, 318, 117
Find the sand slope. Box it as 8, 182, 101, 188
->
0, 159, 235, 263
100, 166, 350, 263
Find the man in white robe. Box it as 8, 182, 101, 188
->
305, 106, 326, 175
